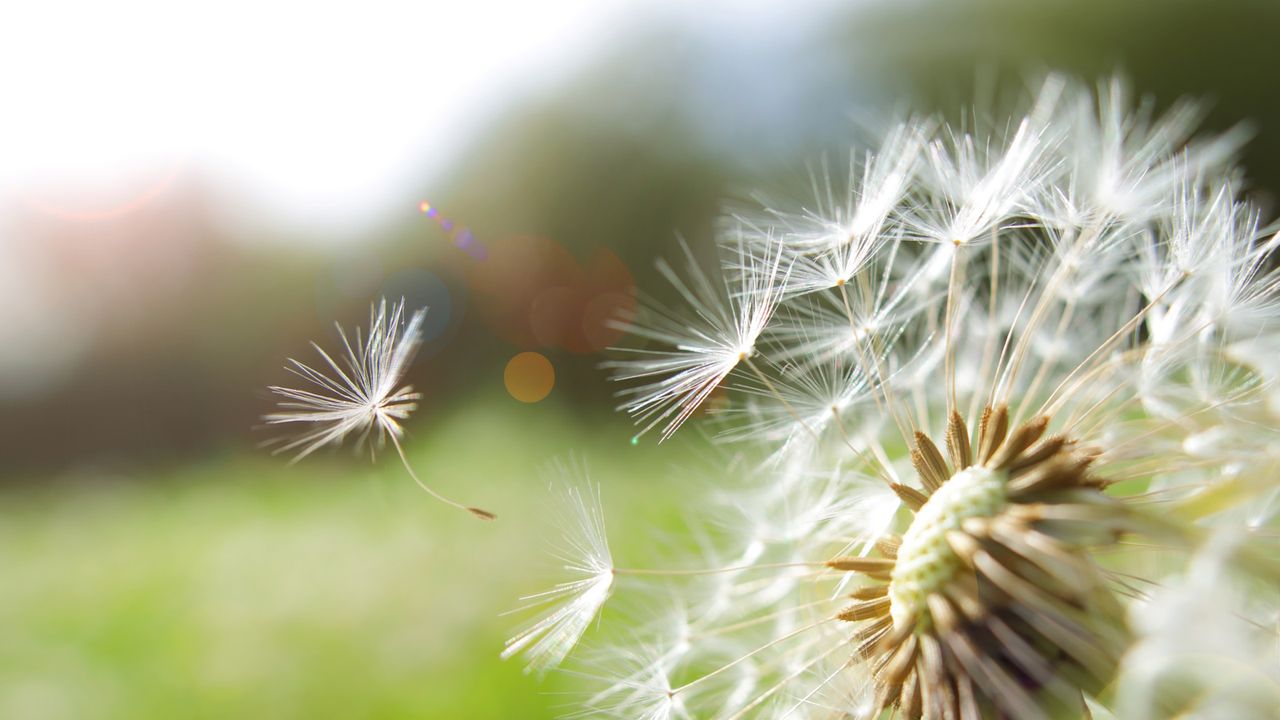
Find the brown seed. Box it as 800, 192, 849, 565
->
978, 404, 1009, 464
1007, 434, 1068, 474
891, 482, 929, 511
850, 584, 889, 600
913, 431, 951, 491
900, 668, 922, 718
987, 415, 1050, 470
878, 632, 919, 688
946, 409, 973, 470
836, 595, 892, 622
875, 536, 901, 558
826, 556, 896, 573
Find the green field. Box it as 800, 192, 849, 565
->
0, 397, 691, 719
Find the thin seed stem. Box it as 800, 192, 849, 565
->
694, 597, 838, 639
743, 356, 819, 441
944, 241, 964, 414
999, 219, 1106, 406
968, 225, 1002, 427
725, 633, 852, 719
1040, 282, 1181, 417
672, 618, 832, 695
390, 433, 495, 520
613, 561, 827, 578
838, 281, 912, 441
831, 408, 896, 485
1011, 297, 1077, 426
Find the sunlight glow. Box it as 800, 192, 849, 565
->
0, 0, 629, 235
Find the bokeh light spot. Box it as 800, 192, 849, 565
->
378, 268, 462, 348
504, 351, 555, 403
466, 236, 634, 354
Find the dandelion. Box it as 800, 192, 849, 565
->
510, 75, 1280, 717
265, 297, 494, 520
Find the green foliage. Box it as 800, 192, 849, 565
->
0, 399, 692, 719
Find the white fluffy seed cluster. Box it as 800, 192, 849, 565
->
506, 76, 1280, 719
888, 467, 1007, 629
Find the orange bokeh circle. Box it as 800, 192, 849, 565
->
504, 351, 555, 403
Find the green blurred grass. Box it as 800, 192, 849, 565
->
0, 395, 691, 719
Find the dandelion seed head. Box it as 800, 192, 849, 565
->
513, 75, 1280, 717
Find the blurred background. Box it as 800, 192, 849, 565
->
2, 0, 1278, 717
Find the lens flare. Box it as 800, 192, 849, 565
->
420, 200, 487, 260
504, 351, 555, 403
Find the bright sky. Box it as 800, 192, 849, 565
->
0, 0, 639, 235
0, 0, 852, 238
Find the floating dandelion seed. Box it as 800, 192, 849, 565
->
511, 75, 1280, 718
265, 298, 494, 520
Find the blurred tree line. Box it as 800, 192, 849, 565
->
3, 0, 1277, 473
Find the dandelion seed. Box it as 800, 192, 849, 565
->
573, 642, 688, 720
608, 233, 789, 441
714, 352, 873, 449
910, 76, 1065, 246
265, 298, 494, 520
741, 122, 927, 296
503, 475, 614, 675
